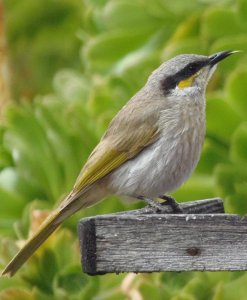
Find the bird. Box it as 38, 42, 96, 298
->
2, 50, 237, 277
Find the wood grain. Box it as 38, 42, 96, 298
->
78, 198, 247, 275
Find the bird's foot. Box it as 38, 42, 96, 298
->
137, 196, 173, 213
138, 195, 183, 213
137, 196, 166, 212
159, 195, 183, 213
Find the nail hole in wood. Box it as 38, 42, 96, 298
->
186, 247, 201, 256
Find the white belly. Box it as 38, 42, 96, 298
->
108, 126, 205, 198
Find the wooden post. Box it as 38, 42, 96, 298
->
76, 197, 247, 275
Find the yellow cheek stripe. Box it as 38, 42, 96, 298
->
177, 69, 203, 89
177, 76, 195, 88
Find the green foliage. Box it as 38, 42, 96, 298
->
1, 0, 247, 298
4, 0, 83, 99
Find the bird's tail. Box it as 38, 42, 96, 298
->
1, 192, 83, 277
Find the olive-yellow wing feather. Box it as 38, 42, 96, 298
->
73, 126, 158, 192
73, 96, 161, 193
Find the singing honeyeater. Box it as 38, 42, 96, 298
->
2, 50, 237, 277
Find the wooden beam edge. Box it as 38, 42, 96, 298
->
78, 218, 102, 275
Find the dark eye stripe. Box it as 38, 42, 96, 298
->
182, 61, 207, 77
161, 59, 208, 95
160, 76, 177, 94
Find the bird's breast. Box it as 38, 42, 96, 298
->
108, 97, 206, 198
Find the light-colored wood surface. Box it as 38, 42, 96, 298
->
78, 198, 247, 275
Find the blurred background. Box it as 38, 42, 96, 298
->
0, 0, 247, 299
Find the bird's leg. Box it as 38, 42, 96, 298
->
137, 196, 165, 212
137, 195, 184, 213
159, 195, 183, 213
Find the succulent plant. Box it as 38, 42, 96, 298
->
1, 0, 247, 298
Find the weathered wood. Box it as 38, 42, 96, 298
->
79, 198, 241, 275
112, 197, 224, 215
79, 213, 247, 275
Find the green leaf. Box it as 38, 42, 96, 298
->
162, 0, 203, 16
161, 272, 194, 293
4, 105, 62, 200
23, 249, 58, 294
182, 276, 212, 300
170, 15, 201, 42
77, 275, 100, 299
237, 0, 247, 27
196, 139, 228, 174
172, 174, 215, 201
56, 265, 88, 294
53, 229, 78, 269
226, 68, 247, 118
202, 7, 241, 40
140, 281, 168, 300
102, 1, 163, 31
230, 123, 247, 164
222, 272, 247, 300
206, 97, 242, 144
228, 185, 247, 214
214, 163, 247, 213
39, 248, 58, 284
162, 37, 204, 60
83, 29, 160, 72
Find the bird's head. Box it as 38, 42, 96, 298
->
147, 50, 238, 97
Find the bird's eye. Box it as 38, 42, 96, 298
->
186, 60, 207, 76
188, 63, 198, 73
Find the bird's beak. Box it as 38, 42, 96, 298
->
208, 50, 239, 66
